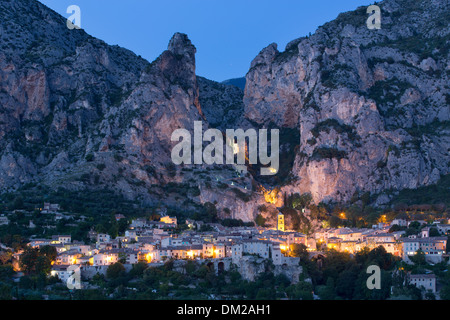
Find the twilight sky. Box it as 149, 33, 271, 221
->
38, 0, 373, 82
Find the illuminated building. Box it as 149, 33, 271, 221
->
277, 212, 285, 232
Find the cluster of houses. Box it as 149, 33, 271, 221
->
23, 214, 306, 285
315, 218, 448, 265
9, 207, 449, 295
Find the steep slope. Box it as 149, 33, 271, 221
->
221, 77, 246, 90
243, 0, 449, 204
0, 0, 257, 220
197, 76, 245, 130
0, 0, 448, 226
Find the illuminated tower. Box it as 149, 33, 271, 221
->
277, 212, 285, 232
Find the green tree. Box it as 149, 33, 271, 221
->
35, 255, 52, 275
129, 262, 148, 277
335, 265, 360, 299
106, 262, 126, 280
290, 193, 312, 209
0, 284, 12, 300
389, 224, 404, 233
118, 219, 129, 234
409, 249, 427, 266
19, 247, 39, 275
0, 251, 12, 265
255, 214, 266, 227
0, 265, 14, 282
286, 281, 314, 300
353, 269, 392, 300
424, 291, 436, 300
19, 275, 34, 289
39, 245, 57, 262
12, 197, 24, 210
368, 246, 398, 270
429, 227, 440, 237
317, 277, 336, 300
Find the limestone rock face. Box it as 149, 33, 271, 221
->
0, 0, 448, 222
235, 256, 303, 284
0, 1, 204, 201
0, 0, 259, 216
242, 0, 449, 204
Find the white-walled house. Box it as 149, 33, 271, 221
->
160, 216, 177, 226
93, 252, 119, 266
436, 224, 450, 235
391, 219, 408, 227
56, 249, 82, 265
0, 215, 9, 226
50, 265, 80, 286
97, 233, 111, 243
400, 237, 447, 263
408, 274, 436, 293
51, 235, 71, 244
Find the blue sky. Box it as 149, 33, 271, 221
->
38, 0, 373, 82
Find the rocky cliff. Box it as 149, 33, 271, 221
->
0, 0, 448, 223
0, 0, 254, 218
244, 0, 449, 205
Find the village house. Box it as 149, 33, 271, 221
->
115, 214, 126, 221
390, 218, 408, 227
408, 273, 436, 293
67, 244, 94, 256
375, 241, 401, 256
50, 265, 80, 286
56, 249, 82, 265
436, 224, 450, 235
160, 216, 177, 226
325, 237, 342, 250
50, 243, 67, 254
158, 244, 203, 260
76, 256, 94, 266
42, 203, 60, 214
28, 238, 52, 247
96, 233, 111, 244
421, 227, 431, 238
400, 237, 447, 264
52, 235, 71, 244
93, 250, 119, 266
160, 236, 190, 248
366, 233, 396, 244
0, 214, 9, 226
88, 230, 98, 241
231, 239, 294, 266
130, 218, 148, 228
232, 240, 273, 262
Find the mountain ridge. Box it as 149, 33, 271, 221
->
0, 0, 448, 225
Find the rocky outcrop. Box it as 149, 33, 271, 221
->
234, 256, 303, 284
0, 0, 247, 211
243, 0, 449, 204
197, 76, 245, 130
0, 0, 448, 223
